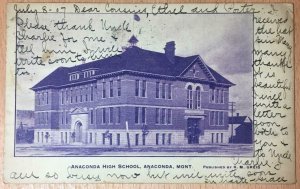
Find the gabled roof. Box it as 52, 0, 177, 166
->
32, 46, 234, 91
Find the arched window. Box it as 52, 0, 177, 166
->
195, 86, 201, 109
187, 85, 193, 109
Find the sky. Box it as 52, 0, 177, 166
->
15, 12, 253, 117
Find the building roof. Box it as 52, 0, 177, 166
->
229, 116, 252, 125
32, 46, 234, 91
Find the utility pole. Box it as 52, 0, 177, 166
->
228, 102, 236, 143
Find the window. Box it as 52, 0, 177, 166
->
84, 70, 95, 78
61, 111, 64, 125
216, 133, 219, 143
37, 132, 39, 143
65, 90, 69, 103
61, 91, 64, 104
141, 107, 146, 124
109, 107, 113, 124
109, 80, 113, 97
168, 84, 172, 99
161, 108, 166, 124
70, 90, 73, 103
80, 88, 83, 102
89, 133, 93, 143
117, 134, 120, 145
102, 133, 105, 144
168, 133, 172, 144
216, 89, 219, 103
42, 92, 45, 104
162, 83, 166, 99
46, 92, 49, 104
219, 112, 224, 125
102, 108, 106, 124
142, 80, 146, 97
46, 112, 48, 124
156, 82, 160, 98
220, 89, 224, 103
65, 111, 67, 124
90, 109, 94, 124
162, 133, 165, 145
91, 86, 94, 101
75, 88, 78, 103
167, 109, 172, 124
211, 133, 214, 143
210, 88, 215, 103
102, 82, 106, 98
85, 87, 88, 101
135, 134, 139, 146
215, 111, 219, 125
142, 134, 146, 145
96, 109, 100, 126
60, 132, 63, 144
195, 86, 201, 109
69, 73, 79, 81
155, 108, 159, 124
156, 133, 159, 145
187, 85, 193, 109
109, 135, 112, 145
117, 79, 121, 96
37, 93, 40, 105
221, 133, 224, 143
116, 107, 120, 124
135, 80, 139, 96
135, 107, 139, 124
210, 111, 215, 125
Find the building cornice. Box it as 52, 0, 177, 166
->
32, 70, 233, 91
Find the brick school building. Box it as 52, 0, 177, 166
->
31, 39, 234, 146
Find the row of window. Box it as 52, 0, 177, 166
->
211, 133, 224, 143
155, 108, 172, 125
98, 107, 121, 125
69, 69, 96, 81
60, 111, 69, 125
36, 112, 49, 124
186, 85, 201, 109
56, 132, 173, 146
38, 80, 175, 106
209, 88, 225, 104
210, 111, 225, 126
37, 131, 225, 145
155, 82, 172, 99
36, 131, 50, 143
135, 107, 173, 125
38, 109, 224, 127
61, 85, 97, 105
59, 108, 122, 125
37, 92, 49, 105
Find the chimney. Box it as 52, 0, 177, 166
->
164, 41, 175, 63
236, 113, 240, 117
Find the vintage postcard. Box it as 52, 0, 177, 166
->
4, 3, 294, 183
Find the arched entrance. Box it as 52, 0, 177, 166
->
75, 121, 83, 142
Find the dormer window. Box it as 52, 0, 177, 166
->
70, 73, 79, 81
83, 70, 96, 78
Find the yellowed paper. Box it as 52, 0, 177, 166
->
4, 3, 294, 183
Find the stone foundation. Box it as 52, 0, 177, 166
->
34, 129, 230, 146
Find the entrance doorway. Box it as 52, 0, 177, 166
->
75, 121, 83, 142
187, 118, 200, 144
